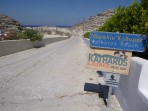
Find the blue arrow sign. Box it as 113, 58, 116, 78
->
90, 32, 147, 52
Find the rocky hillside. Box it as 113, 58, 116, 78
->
0, 13, 21, 30
71, 9, 116, 35
33, 26, 70, 36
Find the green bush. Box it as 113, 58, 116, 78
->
98, 1, 148, 36
23, 29, 43, 41
65, 33, 71, 37
84, 32, 90, 39
16, 31, 26, 39
97, 0, 148, 59
1, 29, 43, 41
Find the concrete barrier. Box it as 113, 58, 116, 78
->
0, 37, 69, 57
115, 57, 148, 111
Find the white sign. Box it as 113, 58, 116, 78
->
104, 73, 120, 87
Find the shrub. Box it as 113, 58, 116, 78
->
97, 0, 148, 59
98, 0, 148, 36
3, 30, 18, 40
84, 32, 90, 39
23, 29, 43, 41
65, 33, 71, 37
1, 29, 43, 41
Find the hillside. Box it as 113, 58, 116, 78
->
71, 9, 115, 35
0, 13, 21, 30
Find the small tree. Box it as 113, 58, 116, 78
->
98, 0, 148, 59
83, 32, 90, 38
23, 29, 43, 41
141, 0, 148, 10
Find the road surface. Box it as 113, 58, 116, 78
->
0, 36, 107, 111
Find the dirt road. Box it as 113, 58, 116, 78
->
0, 36, 105, 111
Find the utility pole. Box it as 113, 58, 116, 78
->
83, 17, 84, 36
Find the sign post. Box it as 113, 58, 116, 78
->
106, 74, 119, 109
107, 84, 113, 108
86, 31, 147, 110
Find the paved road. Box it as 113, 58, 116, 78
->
0, 36, 105, 111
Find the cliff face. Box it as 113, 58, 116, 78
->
71, 9, 116, 35
0, 13, 21, 30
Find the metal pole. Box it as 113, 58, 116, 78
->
83, 17, 84, 36
107, 74, 113, 108
107, 86, 112, 108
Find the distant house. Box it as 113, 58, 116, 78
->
0, 30, 4, 36
26, 27, 32, 29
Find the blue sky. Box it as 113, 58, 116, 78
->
0, 0, 140, 26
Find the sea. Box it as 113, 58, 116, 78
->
23, 25, 71, 28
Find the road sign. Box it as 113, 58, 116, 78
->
90, 32, 147, 52
86, 47, 132, 75
104, 73, 120, 87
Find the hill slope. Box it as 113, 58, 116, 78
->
0, 13, 21, 30
71, 9, 115, 35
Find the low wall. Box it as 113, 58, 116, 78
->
115, 57, 148, 111
0, 37, 69, 57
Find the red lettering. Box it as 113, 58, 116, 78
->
88, 62, 110, 68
